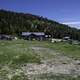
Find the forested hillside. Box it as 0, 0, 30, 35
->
0, 9, 80, 40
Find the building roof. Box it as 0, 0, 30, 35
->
22, 32, 31, 36
22, 32, 45, 36
33, 32, 45, 36
63, 36, 70, 39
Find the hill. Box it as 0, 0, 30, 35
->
0, 9, 80, 40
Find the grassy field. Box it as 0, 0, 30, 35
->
0, 40, 80, 64
0, 39, 80, 80
0, 40, 42, 65
45, 41, 80, 59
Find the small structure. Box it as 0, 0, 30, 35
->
63, 36, 70, 41
62, 36, 73, 44
21, 32, 45, 41
45, 35, 51, 41
51, 38, 62, 43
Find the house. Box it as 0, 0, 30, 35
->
0, 34, 12, 40
0, 34, 17, 40
21, 32, 45, 40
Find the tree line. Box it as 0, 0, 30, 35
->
0, 9, 80, 40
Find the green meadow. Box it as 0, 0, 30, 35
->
0, 40, 80, 64
0, 40, 80, 80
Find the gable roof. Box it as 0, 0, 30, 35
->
22, 32, 45, 36
33, 32, 45, 36
22, 32, 31, 36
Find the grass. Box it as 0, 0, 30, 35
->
43, 41, 80, 59
0, 40, 41, 65
0, 40, 80, 64
0, 40, 80, 80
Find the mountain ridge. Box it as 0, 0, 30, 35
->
0, 9, 80, 40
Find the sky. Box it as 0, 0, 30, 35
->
0, 0, 80, 29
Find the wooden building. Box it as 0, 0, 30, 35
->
21, 32, 45, 40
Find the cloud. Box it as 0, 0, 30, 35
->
63, 21, 80, 25
62, 21, 80, 29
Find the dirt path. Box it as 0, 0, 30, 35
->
21, 46, 80, 79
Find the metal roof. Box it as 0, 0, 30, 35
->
22, 32, 31, 36
22, 32, 45, 36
